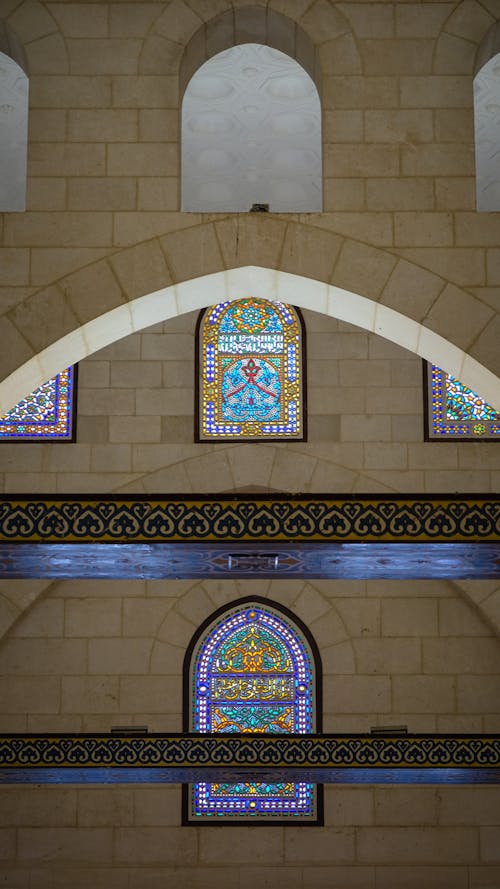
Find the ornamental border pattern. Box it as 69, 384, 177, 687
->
0, 735, 499, 770
0, 497, 499, 543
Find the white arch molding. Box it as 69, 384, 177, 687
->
1, 266, 500, 415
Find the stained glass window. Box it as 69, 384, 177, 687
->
184, 598, 321, 824
197, 298, 305, 441
0, 367, 76, 441
426, 363, 500, 440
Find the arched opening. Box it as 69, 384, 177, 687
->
0, 46, 28, 212
183, 596, 322, 824
181, 43, 322, 212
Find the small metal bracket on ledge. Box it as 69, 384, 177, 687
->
250, 203, 269, 212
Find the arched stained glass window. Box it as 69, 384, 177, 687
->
425, 363, 500, 440
0, 367, 76, 441
183, 598, 322, 824
197, 298, 305, 441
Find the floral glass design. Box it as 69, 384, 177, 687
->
198, 298, 305, 440
427, 363, 500, 439
0, 367, 75, 441
185, 601, 318, 823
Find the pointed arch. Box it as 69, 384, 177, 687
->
182, 595, 323, 824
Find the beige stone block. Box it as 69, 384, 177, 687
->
324, 178, 365, 211
30, 247, 114, 287
238, 867, 302, 889
321, 640, 356, 675
154, 0, 202, 42
78, 389, 135, 416
308, 360, 340, 387
107, 143, 177, 176
68, 38, 142, 74
481, 829, 500, 863
281, 222, 342, 283
425, 282, 494, 350
435, 108, 474, 143
389, 359, 421, 387
0, 787, 76, 826
29, 108, 67, 142
26, 178, 67, 211
60, 259, 126, 324
112, 75, 177, 108
400, 76, 472, 108
324, 75, 398, 109
325, 788, 374, 827
309, 460, 356, 490
89, 638, 152, 674
319, 33, 362, 75
141, 332, 193, 360
269, 449, 317, 492
110, 4, 163, 37
61, 676, 119, 713
353, 638, 421, 674
382, 597, 438, 636
423, 638, 500, 674
309, 387, 365, 414
25, 31, 69, 74
366, 178, 434, 211
380, 259, 444, 320
325, 144, 399, 178
439, 599, 491, 636
8, 284, 78, 353
363, 443, 408, 470
0, 676, 60, 713
184, 449, 233, 492
161, 415, 193, 443
4, 472, 58, 494
49, 3, 109, 37
29, 143, 105, 177
361, 38, 433, 74
408, 443, 458, 470
68, 110, 138, 143
161, 223, 222, 282
309, 329, 368, 360
358, 826, 478, 864
302, 865, 376, 888
10, 599, 63, 638
365, 387, 422, 414
285, 827, 355, 863
139, 110, 178, 142
214, 215, 287, 271
400, 247, 484, 287
396, 4, 455, 38
375, 787, 438, 825
90, 444, 131, 472
470, 314, 500, 379
334, 598, 380, 637
392, 676, 456, 713
132, 787, 181, 827
424, 469, 492, 492
433, 32, 477, 75
341, 415, 392, 442
110, 361, 162, 389
394, 212, 454, 247
65, 598, 122, 637
226, 444, 276, 491
112, 239, 172, 300
30, 75, 112, 109
324, 110, 363, 142
137, 178, 178, 210
469, 866, 500, 888
307, 415, 342, 442
375, 866, 467, 889
402, 145, 474, 177
0, 638, 87, 674
123, 599, 173, 637
119, 676, 181, 712
0, 828, 16, 860
199, 826, 284, 865
135, 388, 193, 415
18, 827, 112, 864
339, 3, 394, 38
131, 443, 200, 472
486, 248, 500, 286
326, 676, 391, 713
78, 361, 110, 389
109, 416, 162, 442
9, 0, 56, 42
318, 212, 393, 247
0, 248, 30, 286
309, 607, 351, 648
332, 240, 396, 300
163, 360, 195, 388
4, 212, 113, 247
446, 0, 494, 42
43, 444, 91, 473
439, 787, 500, 826
113, 211, 199, 247
77, 788, 134, 828
156, 606, 196, 648
119, 826, 194, 864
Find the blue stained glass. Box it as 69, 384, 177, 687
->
199, 297, 304, 440
428, 364, 500, 439
0, 367, 75, 441
188, 602, 317, 822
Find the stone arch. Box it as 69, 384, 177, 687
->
1, 236, 499, 414
433, 0, 496, 74
2, 0, 68, 74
